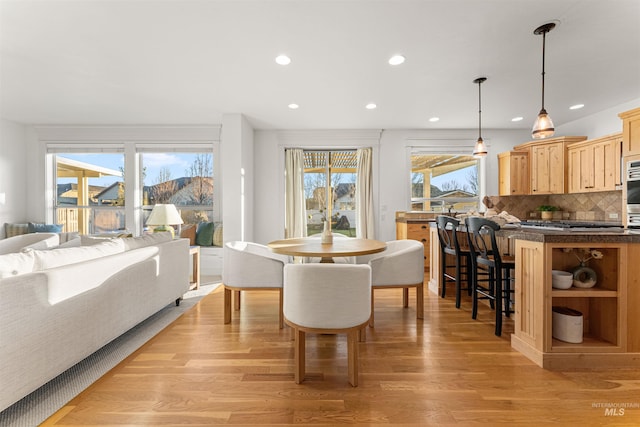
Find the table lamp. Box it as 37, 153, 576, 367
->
146, 204, 183, 238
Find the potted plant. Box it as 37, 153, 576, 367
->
537, 205, 559, 220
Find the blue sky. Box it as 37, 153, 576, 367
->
57, 153, 207, 187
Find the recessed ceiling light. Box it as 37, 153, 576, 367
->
366, 103, 377, 110
511, 116, 524, 122
569, 104, 585, 110
388, 55, 405, 65
288, 103, 299, 109
275, 55, 291, 65
428, 117, 439, 122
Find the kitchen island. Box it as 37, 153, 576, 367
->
507, 227, 640, 369
427, 222, 640, 369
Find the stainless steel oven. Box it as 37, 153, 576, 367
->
627, 160, 640, 228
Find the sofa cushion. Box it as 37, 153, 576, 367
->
27, 222, 63, 233
0, 252, 35, 278
32, 239, 125, 270
4, 223, 28, 238
121, 232, 173, 251
196, 222, 214, 246
80, 235, 114, 246
21, 234, 60, 251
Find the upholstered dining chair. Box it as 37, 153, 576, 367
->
283, 263, 371, 386
222, 241, 290, 328
356, 239, 424, 327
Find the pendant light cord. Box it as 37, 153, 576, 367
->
478, 80, 482, 140
541, 30, 547, 111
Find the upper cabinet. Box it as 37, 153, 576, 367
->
498, 151, 529, 195
619, 107, 640, 157
514, 136, 587, 195
567, 133, 623, 193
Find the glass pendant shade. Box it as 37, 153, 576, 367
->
473, 137, 487, 158
532, 108, 555, 139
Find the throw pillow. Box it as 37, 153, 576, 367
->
213, 222, 223, 247
196, 222, 214, 246
27, 222, 63, 233
0, 252, 36, 278
4, 223, 29, 238
180, 224, 197, 246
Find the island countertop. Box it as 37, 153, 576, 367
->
495, 226, 640, 244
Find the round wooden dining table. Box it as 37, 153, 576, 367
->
267, 236, 387, 263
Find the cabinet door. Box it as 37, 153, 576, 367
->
593, 141, 617, 191
498, 152, 529, 195
532, 143, 564, 194
579, 145, 594, 191
623, 112, 640, 157
567, 148, 582, 193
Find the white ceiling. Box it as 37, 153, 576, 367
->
1, 0, 639, 131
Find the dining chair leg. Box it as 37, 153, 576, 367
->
402, 288, 409, 307
234, 290, 241, 311
471, 262, 479, 320
294, 328, 305, 384
416, 284, 424, 320
224, 287, 232, 324
347, 330, 359, 387
278, 289, 284, 329
358, 326, 366, 342
455, 255, 462, 308
369, 289, 375, 328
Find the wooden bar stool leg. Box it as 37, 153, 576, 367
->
234, 290, 241, 311
417, 285, 424, 320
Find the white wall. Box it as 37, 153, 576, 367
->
0, 119, 29, 236
557, 98, 640, 137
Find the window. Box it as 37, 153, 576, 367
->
54, 153, 126, 234
304, 150, 357, 236
411, 153, 480, 213
140, 152, 215, 232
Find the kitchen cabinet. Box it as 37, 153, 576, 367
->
619, 107, 640, 157
498, 151, 529, 195
511, 237, 640, 369
514, 136, 587, 195
396, 219, 430, 271
567, 133, 622, 193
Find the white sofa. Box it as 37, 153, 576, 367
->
0, 233, 190, 411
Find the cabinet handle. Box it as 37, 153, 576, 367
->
421, 239, 427, 242
421, 225, 427, 229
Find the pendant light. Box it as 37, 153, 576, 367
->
472, 77, 488, 158
531, 22, 556, 139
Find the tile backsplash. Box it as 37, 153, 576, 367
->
487, 190, 622, 222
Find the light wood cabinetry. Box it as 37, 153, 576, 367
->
619, 107, 640, 157
396, 220, 430, 271
514, 136, 587, 195
511, 239, 640, 369
498, 151, 529, 195
567, 133, 622, 193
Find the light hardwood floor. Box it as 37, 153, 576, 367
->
44, 278, 640, 426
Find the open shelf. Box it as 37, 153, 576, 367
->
551, 288, 618, 298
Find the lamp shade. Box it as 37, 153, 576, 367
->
473, 138, 488, 158
531, 108, 555, 139
146, 204, 184, 226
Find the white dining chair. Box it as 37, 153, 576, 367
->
222, 241, 290, 328
356, 239, 424, 327
283, 263, 371, 386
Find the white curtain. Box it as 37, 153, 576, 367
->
356, 147, 374, 239
285, 148, 307, 238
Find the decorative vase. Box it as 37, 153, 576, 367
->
572, 261, 597, 288
321, 220, 333, 244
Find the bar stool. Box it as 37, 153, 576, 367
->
465, 217, 516, 336
435, 215, 472, 308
